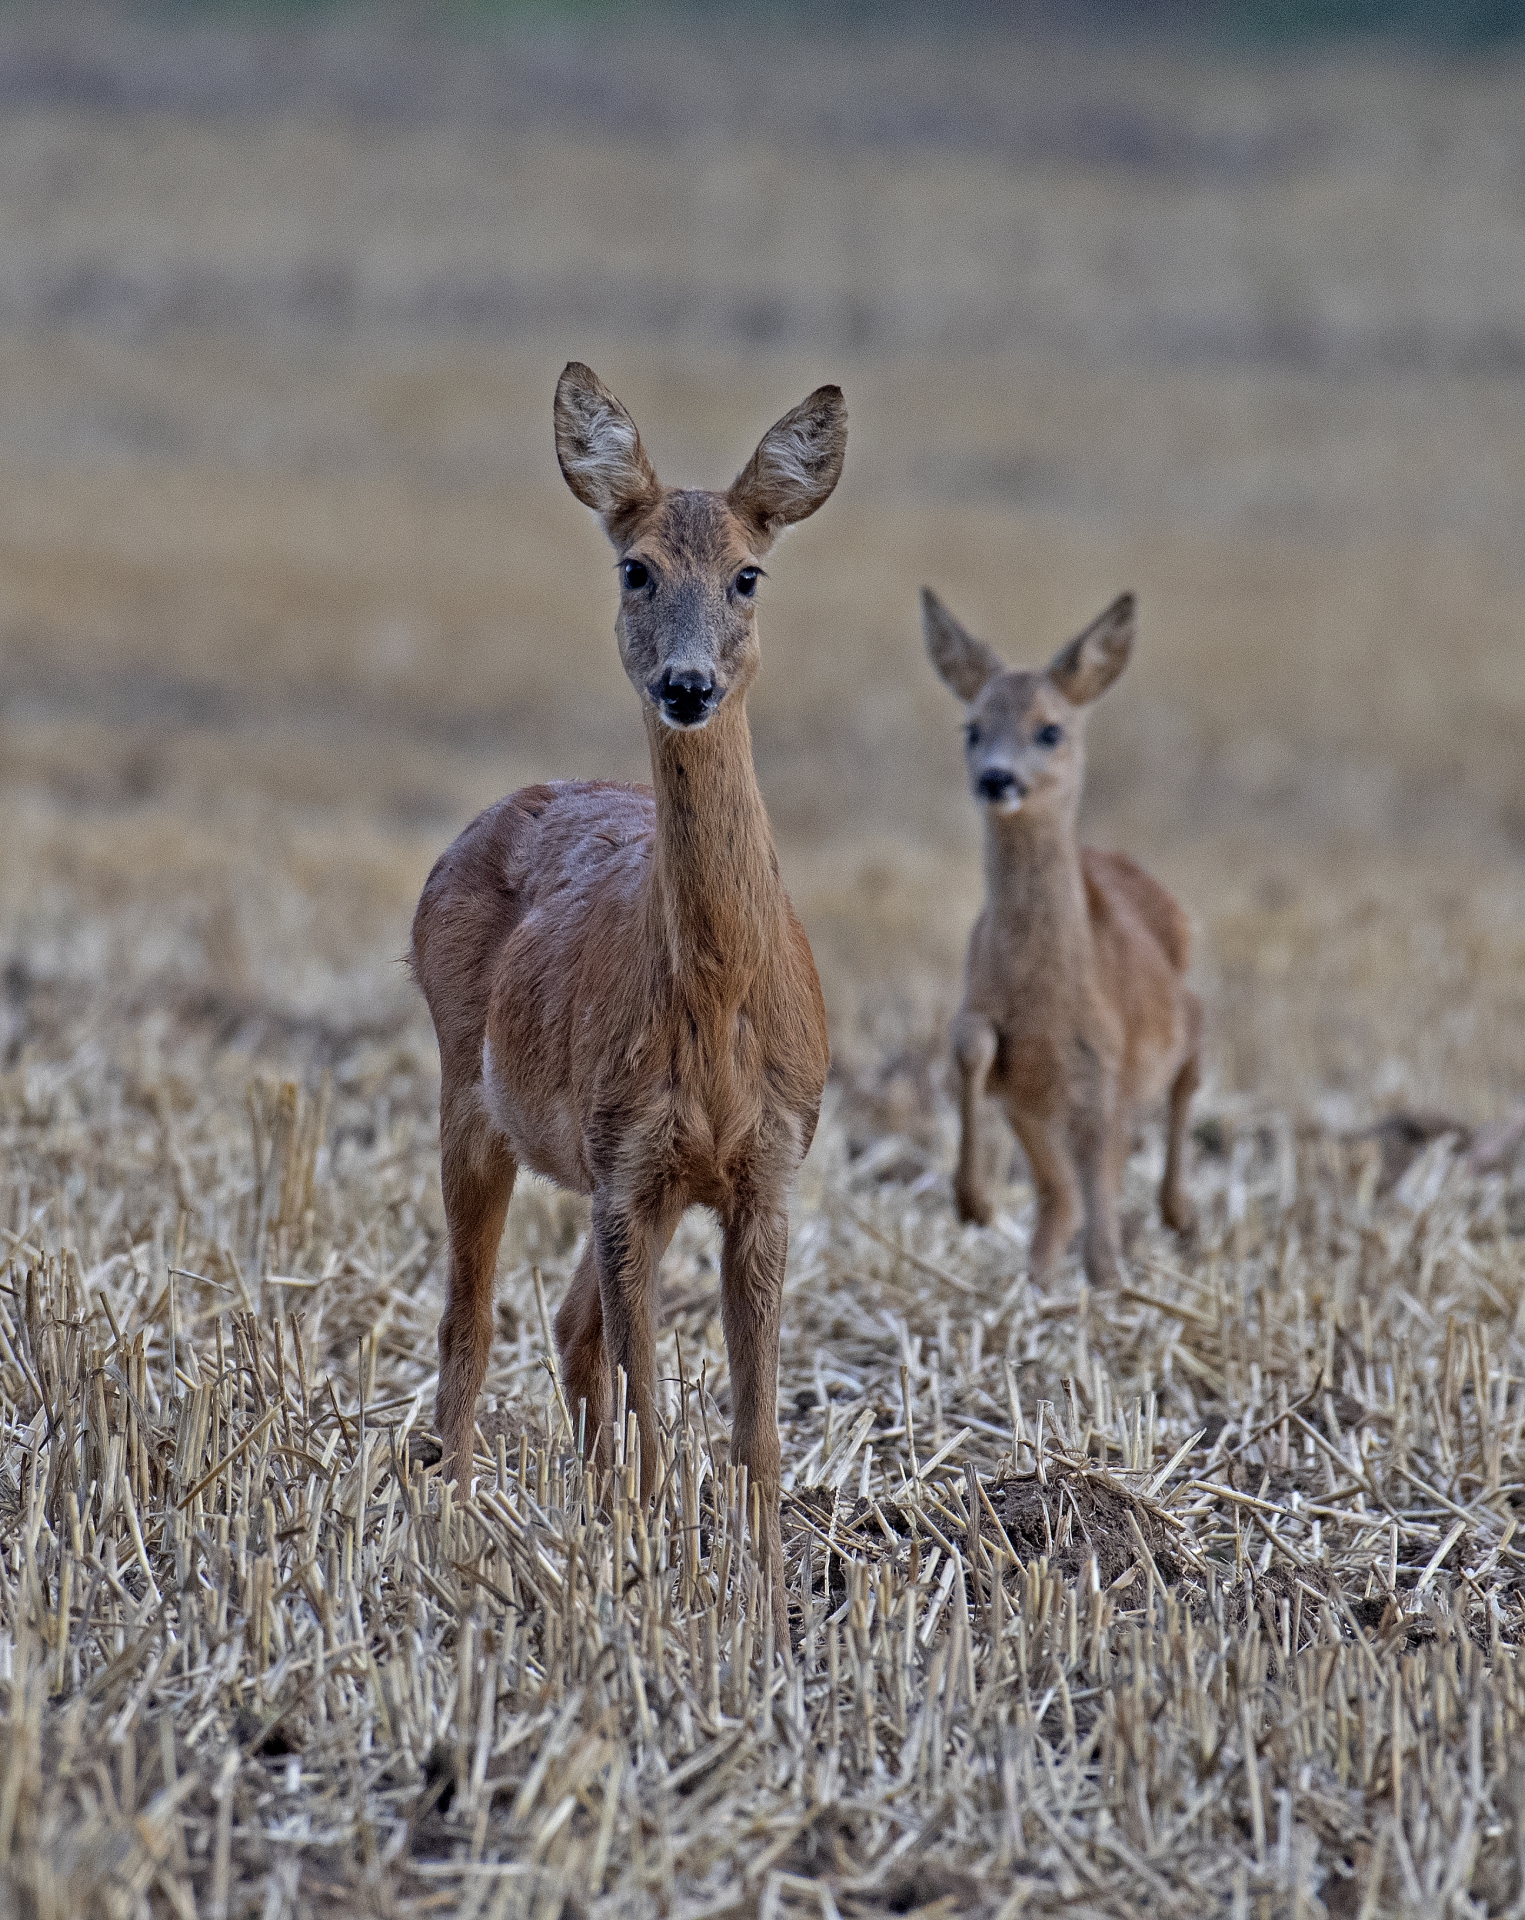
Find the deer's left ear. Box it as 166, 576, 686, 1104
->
1047, 593, 1135, 706
728, 386, 847, 546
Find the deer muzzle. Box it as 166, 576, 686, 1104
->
652, 668, 719, 729
977, 767, 1027, 809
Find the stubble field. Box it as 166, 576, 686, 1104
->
3, 9, 1525, 1916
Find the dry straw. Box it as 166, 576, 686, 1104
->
3, 1033, 1525, 1917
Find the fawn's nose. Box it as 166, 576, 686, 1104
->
977, 768, 1026, 803
653, 668, 717, 728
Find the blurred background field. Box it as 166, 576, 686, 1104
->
2, 0, 1524, 1118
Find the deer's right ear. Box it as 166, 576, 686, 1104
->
921, 589, 1004, 702
554, 362, 662, 542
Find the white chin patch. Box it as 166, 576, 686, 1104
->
656, 705, 717, 732
985, 792, 1024, 815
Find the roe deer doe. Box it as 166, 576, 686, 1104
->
411, 364, 845, 1617
922, 588, 1200, 1288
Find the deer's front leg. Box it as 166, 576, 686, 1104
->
1074, 1090, 1125, 1291
952, 1012, 999, 1226
1010, 1111, 1082, 1288
590, 1189, 678, 1501
719, 1198, 790, 1643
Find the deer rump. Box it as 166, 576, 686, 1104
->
412, 778, 820, 1210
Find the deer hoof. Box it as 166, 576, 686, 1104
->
955, 1184, 994, 1228
1081, 1241, 1123, 1289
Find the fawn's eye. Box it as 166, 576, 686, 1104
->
1035, 722, 1064, 748
965, 722, 981, 747
622, 559, 650, 591
734, 567, 760, 598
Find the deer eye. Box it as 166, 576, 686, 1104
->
965, 722, 981, 747
622, 559, 650, 591
734, 567, 760, 599
1035, 722, 1064, 748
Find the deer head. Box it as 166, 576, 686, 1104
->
555, 362, 847, 731
922, 589, 1135, 819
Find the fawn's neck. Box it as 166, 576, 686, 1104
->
645, 695, 783, 997
983, 803, 1090, 973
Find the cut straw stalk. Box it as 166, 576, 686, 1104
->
5, 1051, 1525, 1913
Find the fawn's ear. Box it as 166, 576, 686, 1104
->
728, 386, 847, 547
554, 362, 662, 543
1047, 593, 1135, 706
921, 588, 1005, 702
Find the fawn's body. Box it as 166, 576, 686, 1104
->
412, 365, 844, 1618
923, 589, 1200, 1288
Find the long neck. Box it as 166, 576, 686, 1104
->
983, 800, 1090, 969
644, 694, 783, 997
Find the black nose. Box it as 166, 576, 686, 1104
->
654, 669, 716, 726
977, 768, 1024, 801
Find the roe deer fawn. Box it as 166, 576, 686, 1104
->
411, 364, 844, 1621
922, 588, 1200, 1289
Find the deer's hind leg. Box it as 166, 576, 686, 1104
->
436, 1110, 517, 1488
1160, 991, 1202, 1236
555, 1238, 610, 1470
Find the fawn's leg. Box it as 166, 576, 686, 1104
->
952, 1012, 999, 1226
719, 1196, 792, 1644
1074, 1091, 1125, 1290
1010, 1110, 1083, 1287
589, 1189, 680, 1504
1161, 992, 1202, 1235
555, 1238, 610, 1470
436, 1111, 517, 1488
